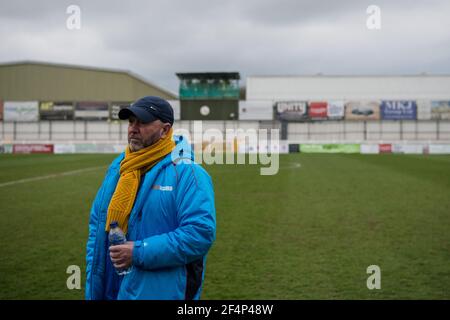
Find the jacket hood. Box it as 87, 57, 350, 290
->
171, 135, 195, 163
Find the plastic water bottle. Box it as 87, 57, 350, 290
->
108, 221, 132, 275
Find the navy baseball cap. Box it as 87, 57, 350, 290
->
118, 96, 174, 125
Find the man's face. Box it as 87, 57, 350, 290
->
127, 115, 170, 152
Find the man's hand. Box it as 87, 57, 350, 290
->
109, 241, 134, 269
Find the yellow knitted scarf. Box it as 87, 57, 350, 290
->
105, 128, 175, 233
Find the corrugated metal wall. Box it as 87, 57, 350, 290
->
0, 62, 175, 101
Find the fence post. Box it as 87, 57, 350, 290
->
415, 120, 418, 140
343, 121, 347, 141
437, 119, 440, 140
400, 120, 403, 140
307, 122, 310, 141
363, 121, 367, 141
281, 121, 288, 140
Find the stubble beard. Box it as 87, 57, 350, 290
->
128, 135, 159, 152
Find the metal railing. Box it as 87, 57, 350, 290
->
0, 120, 449, 143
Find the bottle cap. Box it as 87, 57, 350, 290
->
110, 221, 119, 229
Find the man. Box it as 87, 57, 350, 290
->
85, 96, 216, 300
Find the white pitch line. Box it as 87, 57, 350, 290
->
0, 166, 107, 188
281, 162, 301, 170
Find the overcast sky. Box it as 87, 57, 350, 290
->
1, 0, 449, 93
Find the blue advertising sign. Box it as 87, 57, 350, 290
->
381, 100, 417, 120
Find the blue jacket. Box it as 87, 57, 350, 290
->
85, 136, 216, 300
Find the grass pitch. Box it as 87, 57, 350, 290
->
0, 153, 449, 299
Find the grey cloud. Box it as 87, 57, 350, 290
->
0, 0, 449, 92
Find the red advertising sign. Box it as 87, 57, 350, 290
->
308, 102, 328, 119
13, 144, 54, 154
379, 144, 392, 154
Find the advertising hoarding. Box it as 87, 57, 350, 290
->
392, 144, 425, 154
39, 102, 74, 120
75, 102, 109, 120
300, 144, 360, 153
13, 144, 54, 154
54, 143, 126, 154
308, 102, 327, 120
275, 101, 308, 121
327, 100, 345, 119
416, 100, 431, 120
431, 101, 450, 120
74, 143, 126, 153
4, 101, 39, 122
279, 141, 289, 154
54, 144, 76, 154
429, 144, 450, 154
379, 144, 392, 153
257, 140, 289, 154
381, 100, 417, 120
0, 144, 13, 154
237, 140, 258, 154
345, 100, 380, 120
288, 144, 300, 153
360, 144, 379, 154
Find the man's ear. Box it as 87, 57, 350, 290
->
160, 123, 171, 138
